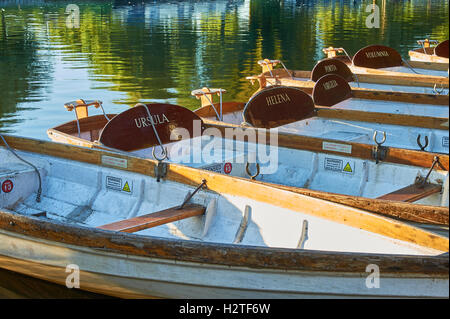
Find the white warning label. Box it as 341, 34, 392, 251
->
324, 158, 355, 174
324, 158, 343, 171
442, 136, 449, 148
106, 176, 133, 194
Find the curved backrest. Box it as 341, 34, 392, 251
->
243, 86, 315, 128
352, 45, 403, 69
434, 40, 449, 58
313, 74, 353, 107
311, 58, 354, 82
99, 103, 205, 151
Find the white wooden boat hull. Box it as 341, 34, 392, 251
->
0, 230, 447, 299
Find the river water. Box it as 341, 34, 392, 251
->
0, 0, 448, 298
0, 0, 448, 139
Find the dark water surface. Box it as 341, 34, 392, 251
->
0, 0, 448, 139
0, 0, 448, 298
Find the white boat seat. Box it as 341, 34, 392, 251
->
97, 204, 206, 233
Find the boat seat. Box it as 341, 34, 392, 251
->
97, 203, 206, 233
377, 183, 442, 203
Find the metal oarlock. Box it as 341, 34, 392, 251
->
416, 156, 445, 188
433, 83, 445, 95
245, 162, 260, 180
416, 134, 429, 151
372, 131, 388, 164
178, 179, 207, 210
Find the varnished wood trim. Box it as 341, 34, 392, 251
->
255, 181, 448, 226
408, 60, 449, 71
350, 66, 449, 87
315, 107, 449, 130
350, 89, 449, 106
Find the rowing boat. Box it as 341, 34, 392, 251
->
194, 76, 449, 153
46, 98, 449, 227
247, 54, 449, 95
0, 135, 448, 298
409, 39, 449, 65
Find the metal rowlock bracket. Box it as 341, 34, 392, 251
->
178, 179, 207, 210
417, 134, 429, 151
372, 131, 388, 164
154, 157, 168, 183
433, 83, 445, 95
246, 162, 260, 180
415, 156, 445, 188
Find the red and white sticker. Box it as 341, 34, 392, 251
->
223, 162, 232, 174
2, 180, 14, 193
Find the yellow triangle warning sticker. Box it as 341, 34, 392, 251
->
343, 162, 353, 173
122, 181, 131, 192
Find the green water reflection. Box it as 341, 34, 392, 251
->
0, 0, 448, 138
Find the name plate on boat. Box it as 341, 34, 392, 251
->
322, 141, 352, 154
311, 58, 354, 82
435, 40, 449, 59
352, 45, 403, 69
101, 155, 128, 168
99, 103, 205, 151
243, 86, 315, 128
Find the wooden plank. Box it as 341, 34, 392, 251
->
377, 183, 442, 203
351, 89, 449, 106
351, 66, 449, 87
260, 182, 448, 226
409, 50, 449, 64
315, 107, 449, 130
97, 204, 205, 233
408, 60, 449, 71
